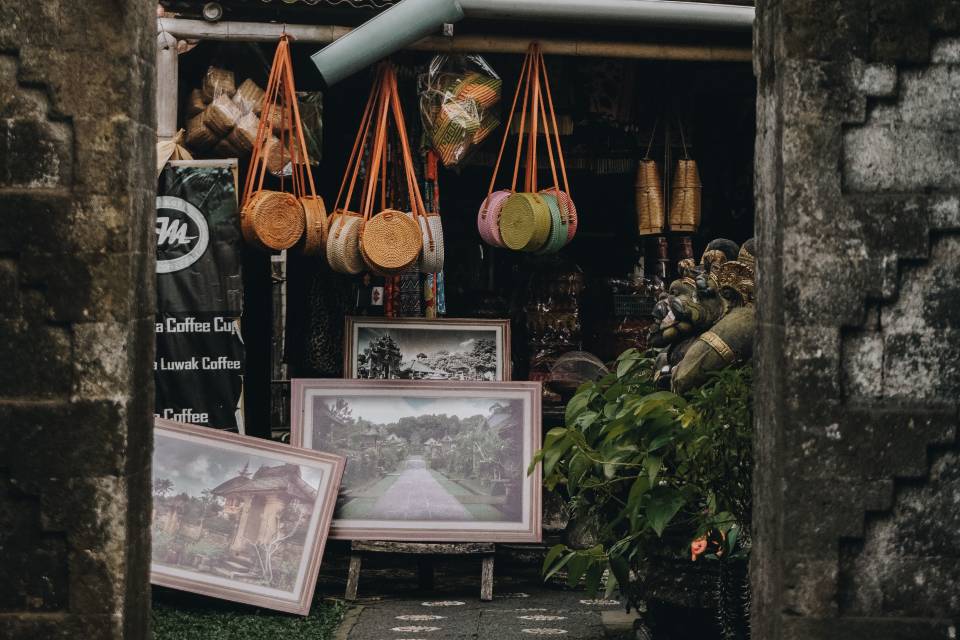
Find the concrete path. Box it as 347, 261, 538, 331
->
368, 456, 472, 521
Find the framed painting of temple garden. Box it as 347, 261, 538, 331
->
343, 317, 511, 381
290, 379, 542, 543
150, 418, 345, 614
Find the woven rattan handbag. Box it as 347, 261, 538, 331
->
482, 44, 577, 253
668, 124, 702, 233
358, 65, 426, 276
326, 67, 385, 274
240, 36, 323, 253
388, 69, 444, 274
477, 48, 532, 249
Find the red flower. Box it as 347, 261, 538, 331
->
690, 537, 708, 561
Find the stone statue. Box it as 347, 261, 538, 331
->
649, 238, 756, 393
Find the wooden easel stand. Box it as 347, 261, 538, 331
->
345, 541, 495, 602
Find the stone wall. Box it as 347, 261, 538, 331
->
0, 2, 156, 638
754, 1, 960, 638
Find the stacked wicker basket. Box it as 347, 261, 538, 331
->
239, 36, 326, 256
478, 43, 577, 254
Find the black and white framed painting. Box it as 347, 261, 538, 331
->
343, 317, 511, 381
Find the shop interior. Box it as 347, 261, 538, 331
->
172, 25, 755, 439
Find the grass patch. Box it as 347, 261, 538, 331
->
428, 470, 504, 520
152, 590, 345, 640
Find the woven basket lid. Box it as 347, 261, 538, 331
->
419, 214, 445, 274
299, 196, 328, 256
477, 190, 510, 248
361, 209, 423, 273
498, 193, 539, 250
536, 192, 568, 255
241, 190, 305, 251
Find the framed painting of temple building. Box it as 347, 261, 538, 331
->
150, 418, 345, 614
290, 379, 542, 543
343, 317, 511, 381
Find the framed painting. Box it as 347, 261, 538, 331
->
290, 379, 542, 543
343, 317, 511, 381
150, 418, 345, 615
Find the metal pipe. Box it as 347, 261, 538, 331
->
458, 0, 754, 30
158, 18, 750, 62
157, 30, 179, 139
311, 0, 753, 85
310, 0, 464, 86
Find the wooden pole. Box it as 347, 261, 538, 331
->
157, 18, 751, 62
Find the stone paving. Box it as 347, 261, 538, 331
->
368, 457, 472, 521
341, 585, 624, 640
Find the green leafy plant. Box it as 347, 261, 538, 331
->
529, 349, 753, 603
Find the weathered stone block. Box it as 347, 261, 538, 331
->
0, 478, 68, 612
843, 124, 960, 192
0, 321, 72, 399
0, 400, 126, 479
1, 116, 72, 188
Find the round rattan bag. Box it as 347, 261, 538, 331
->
360, 209, 423, 274
418, 213, 445, 273
299, 195, 328, 256
542, 188, 578, 244
535, 191, 568, 255
241, 190, 305, 251
499, 193, 551, 252
477, 190, 510, 248
326, 212, 365, 274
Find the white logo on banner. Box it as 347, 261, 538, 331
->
155, 195, 210, 274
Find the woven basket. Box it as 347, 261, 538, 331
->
185, 113, 218, 151
499, 193, 551, 252
202, 67, 236, 102
265, 107, 289, 135
433, 101, 481, 166
187, 88, 207, 117
473, 113, 500, 146
456, 73, 502, 110
636, 159, 666, 235
260, 136, 289, 174
226, 112, 259, 154
669, 159, 702, 232
203, 67, 236, 100
326, 212, 365, 274
241, 190, 305, 251
477, 190, 510, 248
360, 209, 423, 274
418, 213, 445, 273
535, 191, 568, 255
234, 78, 265, 114
205, 94, 241, 137
299, 195, 328, 256
213, 138, 240, 159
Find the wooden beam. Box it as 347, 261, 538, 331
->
158, 18, 751, 62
